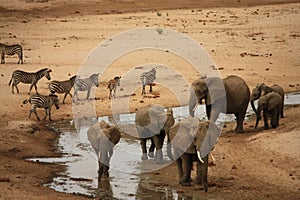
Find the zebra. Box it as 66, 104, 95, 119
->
48, 75, 78, 104
140, 68, 156, 95
23, 94, 60, 121
9, 68, 52, 94
0, 43, 23, 64
73, 73, 100, 102
107, 76, 121, 99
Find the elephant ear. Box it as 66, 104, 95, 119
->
149, 105, 166, 132
266, 92, 281, 111
170, 118, 199, 154
205, 77, 226, 105
199, 120, 221, 158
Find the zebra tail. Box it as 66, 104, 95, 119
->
8, 78, 12, 86
23, 99, 29, 104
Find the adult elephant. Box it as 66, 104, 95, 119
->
250, 83, 284, 118
189, 75, 250, 133
87, 120, 121, 181
135, 105, 174, 164
255, 92, 282, 129
169, 118, 221, 192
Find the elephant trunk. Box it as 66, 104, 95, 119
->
189, 90, 198, 117
166, 135, 174, 161
251, 100, 257, 115
255, 108, 262, 129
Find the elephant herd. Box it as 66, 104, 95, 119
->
87, 75, 285, 192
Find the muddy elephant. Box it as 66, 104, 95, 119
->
251, 83, 284, 118
169, 118, 221, 192
189, 75, 250, 133
255, 92, 282, 129
87, 120, 121, 181
135, 105, 175, 164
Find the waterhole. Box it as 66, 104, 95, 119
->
29, 92, 300, 199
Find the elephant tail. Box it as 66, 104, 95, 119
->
166, 135, 174, 161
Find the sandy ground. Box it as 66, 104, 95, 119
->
0, 0, 300, 199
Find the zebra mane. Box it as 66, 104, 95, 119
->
37, 68, 51, 73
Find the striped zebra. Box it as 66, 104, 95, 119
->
0, 43, 23, 64
48, 75, 77, 104
73, 73, 100, 102
140, 68, 156, 95
23, 94, 60, 121
107, 76, 121, 99
9, 68, 52, 94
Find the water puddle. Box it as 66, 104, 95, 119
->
29, 92, 300, 199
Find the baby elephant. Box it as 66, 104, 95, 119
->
87, 121, 121, 181
169, 118, 221, 192
255, 92, 282, 129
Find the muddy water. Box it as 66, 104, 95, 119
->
30, 92, 300, 199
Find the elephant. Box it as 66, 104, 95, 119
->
87, 120, 121, 181
250, 83, 284, 118
189, 75, 250, 133
169, 118, 221, 192
135, 105, 175, 164
255, 92, 282, 129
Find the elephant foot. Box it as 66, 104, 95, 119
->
141, 154, 148, 160
180, 180, 191, 186
148, 151, 154, 158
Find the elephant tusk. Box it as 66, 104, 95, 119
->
192, 103, 198, 112
197, 151, 204, 163
210, 153, 216, 165
98, 151, 101, 160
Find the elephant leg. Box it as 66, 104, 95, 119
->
196, 155, 209, 192
98, 161, 104, 181
148, 138, 155, 158
263, 110, 269, 129
180, 153, 193, 186
153, 135, 164, 164
271, 109, 279, 128
140, 138, 148, 160
176, 158, 183, 183
235, 113, 245, 133
205, 105, 212, 119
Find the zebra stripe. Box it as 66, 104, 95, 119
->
139, 68, 156, 95
9, 68, 52, 94
23, 94, 60, 121
73, 73, 100, 101
0, 43, 23, 64
48, 75, 77, 104
107, 76, 121, 99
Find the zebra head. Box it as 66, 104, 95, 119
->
70, 75, 78, 85
50, 94, 60, 110
90, 73, 100, 87
43, 68, 52, 80
114, 76, 121, 86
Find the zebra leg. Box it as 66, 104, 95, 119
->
149, 84, 153, 93
142, 85, 146, 95
12, 82, 20, 94
29, 83, 34, 95
45, 107, 52, 121
86, 90, 91, 100
18, 53, 23, 64
113, 88, 117, 98
73, 90, 79, 102
1, 53, 4, 64
31, 108, 40, 121
63, 93, 68, 104
34, 84, 38, 94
